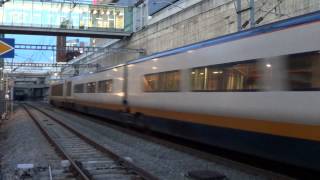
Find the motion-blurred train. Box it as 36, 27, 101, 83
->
50, 11, 320, 171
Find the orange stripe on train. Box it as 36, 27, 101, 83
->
50, 98, 320, 142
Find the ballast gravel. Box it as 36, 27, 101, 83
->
0, 107, 61, 179
36, 103, 293, 180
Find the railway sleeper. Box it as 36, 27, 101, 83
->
91, 173, 141, 180
88, 168, 132, 175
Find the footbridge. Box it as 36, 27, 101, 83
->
0, 0, 133, 38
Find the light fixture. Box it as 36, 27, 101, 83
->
152, 66, 157, 70
191, 72, 195, 74
89, 71, 93, 74
148, 16, 152, 20
117, 92, 124, 97
213, 71, 219, 74
152, 58, 158, 62
118, 77, 124, 80
53, 72, 58, 76
113, 68, 118, 72
266, 63, 272, 68
187, 50, 194, 53
101, 10, 105, 15
93, 10, 97, 14
200, 72, 204, 75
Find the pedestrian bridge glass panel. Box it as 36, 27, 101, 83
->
0, 0, 133, 33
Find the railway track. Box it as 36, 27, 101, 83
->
22, 104, 158, 180
28, 102, 296, 180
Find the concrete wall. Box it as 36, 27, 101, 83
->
68, 0, 320, 73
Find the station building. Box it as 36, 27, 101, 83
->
58, 0, 320, 75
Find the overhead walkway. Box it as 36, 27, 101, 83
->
0, 0, 133, 38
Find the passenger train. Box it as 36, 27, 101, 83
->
49, 11, 320, 171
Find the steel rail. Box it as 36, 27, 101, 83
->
25, 103, 159, 180
22, 104, 90, 180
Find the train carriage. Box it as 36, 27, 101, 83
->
49, 11, 320, 172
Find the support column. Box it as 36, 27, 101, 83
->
235, 0, 255, 31
236, 0, 242, 31
56, 36, 67, 62
250, 0, 255, 28
0, 33, 5, 119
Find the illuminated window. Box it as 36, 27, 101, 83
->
144, 70, 180, 92
191, 68, 206, 91
108, 9, 115, 28
86, 82, 96, 93
115, 8, 124, 29
144, 74, 159, 92
191, 62, 263, 91
0, 1, 127, 31
98, 80, 113, 93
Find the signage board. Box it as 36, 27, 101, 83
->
0, 38, 14, 58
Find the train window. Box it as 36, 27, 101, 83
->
160, 71, 180, 91
286, 52, 320, 90
66, 82, 72, 96
74, 84, 84, 93
191, 61, 263, 91
51, 84, 63, 96
98, 80, 113, 93
191, 68, 206, 90
144, 74, 159, 92
144, 70, 180, 92
86, 82, 96, 93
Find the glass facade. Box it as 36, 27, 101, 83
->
0, 0, 132, 32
